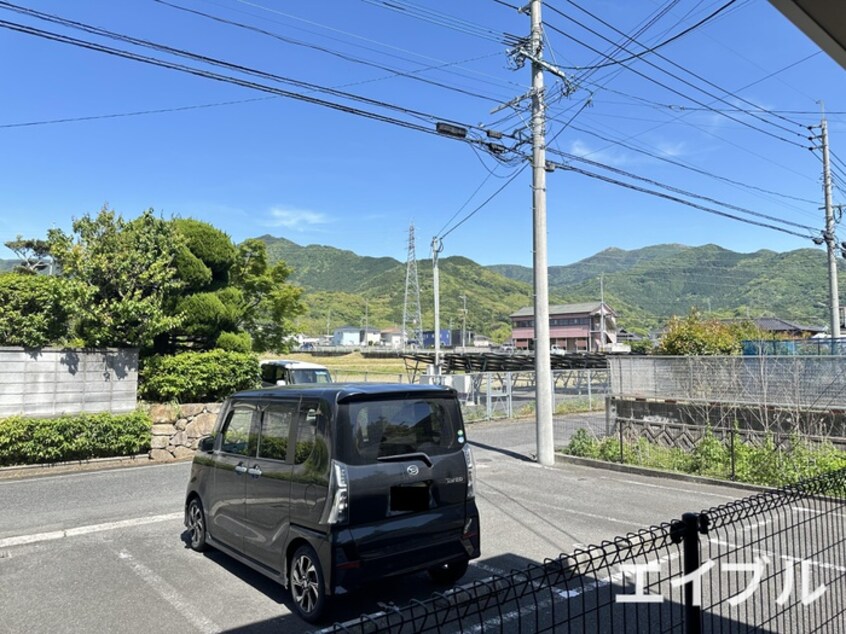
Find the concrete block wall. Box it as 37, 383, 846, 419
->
0, 347, 138, 418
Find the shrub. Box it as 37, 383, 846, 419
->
139, 349, 260, 402
0, 273, 75, 347
216, 331, 252, 352
565, 428, 600, 458
0, 410, 151, 466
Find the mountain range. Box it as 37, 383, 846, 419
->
3, 237, 837, 337
258, 236, 839, 337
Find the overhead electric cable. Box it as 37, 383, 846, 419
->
542, 6, 809, 145
563, 122, 819, 207
0, 96, 275, 128
0, 17, 501, 151
567, 0, 738, 72
229, 0, 523, 91
154, 0, 508, 104
361, 0, 511, 44
553, 0, 807, 131
550, 149, 818, 232
0, 2, 510, 139
554, 162, 815, 239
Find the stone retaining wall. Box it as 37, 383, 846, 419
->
147, 402, 221, 461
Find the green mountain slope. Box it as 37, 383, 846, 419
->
258, 234, 399, 292
492, 243, 836, 332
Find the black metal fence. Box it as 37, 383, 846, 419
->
316, 468, 846, 633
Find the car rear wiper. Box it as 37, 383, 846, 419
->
377, 452, 433, 468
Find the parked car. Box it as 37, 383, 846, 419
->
298, 342, 315, 351
184, 383, 480, 623
260, 359, 332, 386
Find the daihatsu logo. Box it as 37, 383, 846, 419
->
406, 465, 419, 476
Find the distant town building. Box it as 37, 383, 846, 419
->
380, 328, 404, 349
332, 327, 361, 347
510, 302, 618, 353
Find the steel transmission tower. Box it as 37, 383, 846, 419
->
402, 224, 424, 347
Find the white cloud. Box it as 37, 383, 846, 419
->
656, 141, 686, 157
264, 206, 331, 230
568, 139, 637, 167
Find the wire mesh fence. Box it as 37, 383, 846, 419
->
608, 356, 846, 412
329, 369, 610, 424
315, 468, 846, 634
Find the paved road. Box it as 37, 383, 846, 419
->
0, 417, 758, 633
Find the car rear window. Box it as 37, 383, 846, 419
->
338, 397, 464, 465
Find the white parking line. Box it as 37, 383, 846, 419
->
0, 512, 183, 549
611, 478, 741, 500
118, 550, 219, 633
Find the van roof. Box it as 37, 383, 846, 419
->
234, 382, 457, 403
260, 359, 328, 370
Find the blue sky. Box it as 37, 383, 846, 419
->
1, 0, 845, 268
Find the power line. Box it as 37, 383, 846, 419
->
565, 0, 738, 72
0, 1, 523, 145
561, 121, 820, 208
361, 0, 512, 45
542, 4, 810, 146
0, 96, 276, 129
552, 161, 815, 239
561, 0, 802, 133
154, 0, 509, 104
228, 0, 524, 93
439, 166, 527, 240
549, 149, 819, 232
0, 16, 502, 151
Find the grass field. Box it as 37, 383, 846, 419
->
260, 351, 409, 382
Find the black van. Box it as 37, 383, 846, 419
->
184, 383, 480, 623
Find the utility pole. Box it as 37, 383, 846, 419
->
432, 236, 444, 376
460, 293, 468, 352
599, 274, 606, 353
812, 108, 842, 348
821, 114, 842, 348
530, 0, 554, 466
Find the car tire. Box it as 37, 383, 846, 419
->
427, 558, 469, 585
186, 497, 208, 553
289, 544, 327, 623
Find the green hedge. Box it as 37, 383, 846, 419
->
0, 410, 152, 466
564, 428, 846, 488
139, 349, 260, 403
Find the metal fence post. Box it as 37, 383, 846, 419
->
681, 512, 703, 634
588, 369, 593, 409
619, 419, 624, 464
486, 373, 492, 420
729, 428, 736, 481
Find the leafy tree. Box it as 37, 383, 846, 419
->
657, 309, 750, 355
231, 238, 304, 352
4, 236, 52, 275
0, 273, 76, 347
172, 218, 236, 287
48, 207, 184, 348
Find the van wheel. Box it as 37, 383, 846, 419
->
186, 498, 208, 553
289, 544, 326, 623
428, 559, 469, 585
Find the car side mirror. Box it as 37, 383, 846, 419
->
198, 436, 215, 452
276, 379, 287, 386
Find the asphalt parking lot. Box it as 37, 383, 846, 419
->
0, 417, 757, 633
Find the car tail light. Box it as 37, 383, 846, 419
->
463, 444, 476, 499
320, 460, 350, 525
